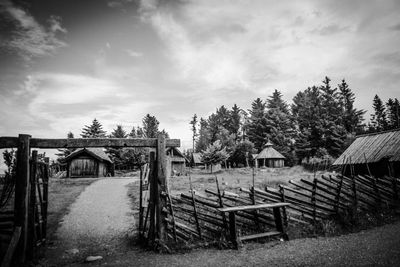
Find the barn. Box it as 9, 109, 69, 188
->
65, 148, 113, 178
254, 142, 285, 168
166, 147, 188, 176
333, 129, 400, 177
191, 153, 204, 168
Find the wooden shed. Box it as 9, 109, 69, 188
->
333, 129, 400, 177
167, 147, 188, 176
191, 153, 204, 168
65, 148, 113, 178
254, 142, 285, 168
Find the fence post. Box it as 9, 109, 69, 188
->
27, 150, 38, 260
148, 151, 156, 244
157, 134, 168, 244
279, 185, 288, 227
311, 178, 317, 225
14, 134, 31, 263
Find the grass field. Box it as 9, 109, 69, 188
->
169, 166, 331, 196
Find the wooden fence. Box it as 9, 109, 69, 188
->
160, 170, 400, 248
0, 134, 180, 265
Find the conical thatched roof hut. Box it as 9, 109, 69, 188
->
254, 142, 285, 168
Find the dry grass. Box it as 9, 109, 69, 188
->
169, 166, 329, 196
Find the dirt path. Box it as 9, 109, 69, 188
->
44, 177, 136, 266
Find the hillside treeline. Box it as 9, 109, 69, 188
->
191, 77, 400, 166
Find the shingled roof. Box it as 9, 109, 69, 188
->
333, 128, 400, 165
255, 142, 285, 159
65, 148, 112, 163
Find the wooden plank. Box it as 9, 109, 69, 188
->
27, 150, 38, 260
14, 134, 30, 263
218, 202, 290, 212
1, 226, 22, 267
239, 231, 281, 241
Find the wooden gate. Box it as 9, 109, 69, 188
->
0, 134, 179, 265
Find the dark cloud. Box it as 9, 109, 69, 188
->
389, 22, 400, 31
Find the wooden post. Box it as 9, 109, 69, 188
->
189, 174, 202, 239
148, 151, 156, 244
156, 134, 168, 243
139, 164, 144, 240
273, 207, 288, 240
228, 212, 238, 248
279, 185, 288, 227
42, 162, 49, 240
14, 134, 31, 263
311, 178, 317, 225
216, 176, 228, 230
27, 150, 38, 259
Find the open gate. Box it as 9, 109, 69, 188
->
0, 134, 179, 266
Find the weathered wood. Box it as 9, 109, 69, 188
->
215, 177, 228, 230
239, 231, 281, 241
228, 212, 238, 247
189, 175, 202, 239
218, 202, 290, 213
157, 134, 168, 243
42, 164, 49, 240
1, 226, 22, 267
139, 165, 144, 239
14, 134, 30, 263
273, 207, 287, 239
27, 150, 38, 260
147, 151, 156, 243
0, 136, 180, 148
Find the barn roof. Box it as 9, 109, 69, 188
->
191, 153, 203, 164
65, 148, 113, 163
166, 147, 189, 163
255, 143, 285, 159
333, 128, 400, 165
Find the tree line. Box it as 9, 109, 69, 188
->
190, 76, 400, 167
56, 114, 169, 168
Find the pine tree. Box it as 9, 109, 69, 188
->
370, 95, 388, 132
229, 104, 242, 142
195, 118, 210, 152
338, 79, 365, 133
142, 114, 159, 138
267, 89, 289, 113
189, 114, 198, 151
247, 98, 267, 151
81, 119, 106, 138
386, 98, 400, 129
110, 125, 127, 138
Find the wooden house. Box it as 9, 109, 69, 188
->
191, 153, 204, 168
254, 142, 285, 168
166, 147, 188, 176
65, 148, 113, 178
333, 129, 400, 177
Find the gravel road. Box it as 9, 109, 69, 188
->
46, 177, 136, 264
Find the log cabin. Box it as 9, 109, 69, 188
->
65, 148, 113, 178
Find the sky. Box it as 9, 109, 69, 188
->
0, 0, 400, 167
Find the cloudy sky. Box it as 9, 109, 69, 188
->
1, 0, 400, 154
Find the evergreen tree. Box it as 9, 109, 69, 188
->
246, 98, 267, 151
338, 79, 365, 133
159, 129, 170, 138
142, 114, 160, 138
110, 125, 127, 138
230, 140, 255, 167
386, 98, 400, 129
189, 114, 198, 151
195, 118, 211, 152
370, 95, 388, 132
267, 89, 289, 113
229, 104, 242, 142
81, 119, 106, 138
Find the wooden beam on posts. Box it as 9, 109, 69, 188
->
156, 134, 168, 244
14, 134, 31, 264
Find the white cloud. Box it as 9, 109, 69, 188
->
125, 49, 142, 57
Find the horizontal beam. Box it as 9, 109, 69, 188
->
218, 202, 290, 213
0, 137, 180, 149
